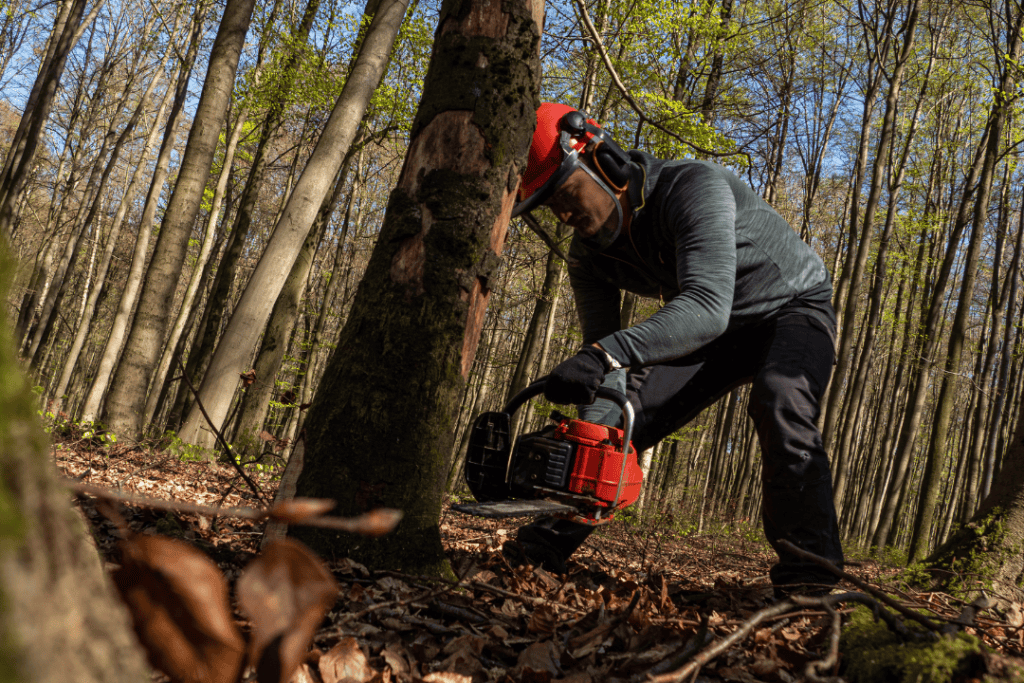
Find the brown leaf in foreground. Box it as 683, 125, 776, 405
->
331, 508, 404, 536
270, 498, 337, 523
319, 638, 374, 683
237, 538, 339, 683
113, 534, 245, 683
288, 663, 319, 683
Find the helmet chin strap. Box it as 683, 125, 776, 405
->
576, 161, 623, 251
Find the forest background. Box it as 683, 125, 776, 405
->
1, 0, 1022, 571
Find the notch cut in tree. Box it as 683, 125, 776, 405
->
291, 0, 544, 575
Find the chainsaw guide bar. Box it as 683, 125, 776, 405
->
450, 500, 579, 519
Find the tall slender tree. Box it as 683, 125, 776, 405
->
102, 0, 258, 438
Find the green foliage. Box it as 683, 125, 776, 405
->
37, 411, 117, 449
162, 431, 212, 463
839, 606, 985, 683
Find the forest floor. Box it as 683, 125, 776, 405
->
53, 433, 1024, 683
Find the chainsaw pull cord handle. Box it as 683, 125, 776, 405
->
503, 378, 636, 518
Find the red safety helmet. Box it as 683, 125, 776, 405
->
513, 103, 633, 249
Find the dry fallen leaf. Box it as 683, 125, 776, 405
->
420, 673, 471, 683
113, 533, 245, 683
514, 640, 561, 677
237, 538, 339, 683
381, 643, 413, 675
319, 638, 374, 683
528, 604, 559, 636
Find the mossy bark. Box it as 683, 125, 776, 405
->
838, 606, 1024, 683
291, 0, 542, 574
923, 385, 1024, 604
0, 248, 150, 680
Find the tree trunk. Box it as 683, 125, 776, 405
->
872, 116, 991, 554
926, 363, 1024, 604
822, 0, 918, 461
177, 0, 410, 449
233, 163, 347, 456
291, 0, 543, 574
103, 0, 256, 439
0, 244, 151, 680
505, 235, 567, 403
982, 202, 1024, 498
142, 105, 249, 430
908, 16, 1020, 561
0, 0, 92, 240
79, 5, 208, 425
51, 45, 181, 417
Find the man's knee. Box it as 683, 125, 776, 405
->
747, 365, 822, 423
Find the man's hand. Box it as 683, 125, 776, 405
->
545, 346, 612, 405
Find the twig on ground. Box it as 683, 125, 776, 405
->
648, 599, 797, 683
174, 355, 265, 503
794, 595, 842, 683
777, 539, 944, 634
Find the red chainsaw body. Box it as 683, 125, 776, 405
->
556, 418, 642, 508
460, 407, 643, 523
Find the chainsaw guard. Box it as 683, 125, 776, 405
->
464, 411, 513, 502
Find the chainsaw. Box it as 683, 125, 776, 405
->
451, 378, 642, 525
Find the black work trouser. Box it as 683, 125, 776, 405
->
518, 310, 844, 588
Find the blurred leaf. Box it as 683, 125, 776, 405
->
269, 498, 337, 523
112, 534, 245, 683
237, 538, 339, 683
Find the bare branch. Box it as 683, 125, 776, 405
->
572, 0, 751, 166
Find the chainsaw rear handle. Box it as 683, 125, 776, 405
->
505, 377, 636, 513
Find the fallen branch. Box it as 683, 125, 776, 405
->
777, 539, 944, 634
647, 599, 797, 682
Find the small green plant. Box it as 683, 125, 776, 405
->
37, 411, 118, 448
162, 431, 211, 462
897, 561, 932, 591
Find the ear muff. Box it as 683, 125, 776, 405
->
592, 140, 630, 191
561, 109, 631, 191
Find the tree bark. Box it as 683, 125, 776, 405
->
0, 243, 151, 681
291, 0, 543, 574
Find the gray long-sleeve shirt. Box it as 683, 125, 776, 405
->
568, 152, 834, 419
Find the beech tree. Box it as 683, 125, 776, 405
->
102, 0, 257, 439
176, 0, 410, 450
290, 0, 544, 574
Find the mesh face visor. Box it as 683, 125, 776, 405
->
512, 110, 628, 251
511, 130, 584, 218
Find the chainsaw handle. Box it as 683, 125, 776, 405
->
504, 377, 635, 519
503, 377, 630, 416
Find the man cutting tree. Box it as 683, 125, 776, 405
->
505, 102, 843, 598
